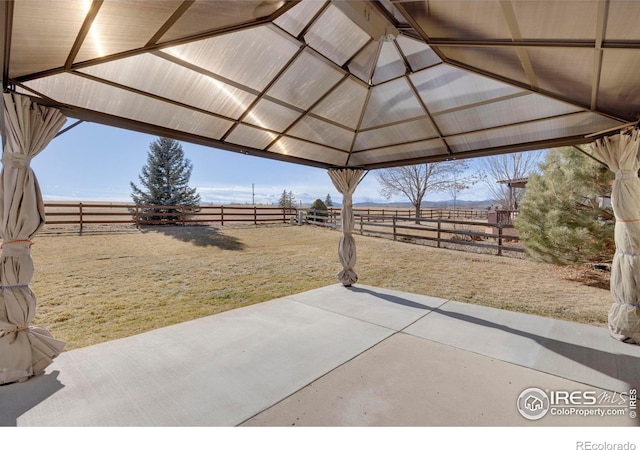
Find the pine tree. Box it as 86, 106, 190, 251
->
278, 190, 298, 208
325, 194, 333, 207
515, 146, 614, 265
278, 189, 288, 208
130, 137, 201, 222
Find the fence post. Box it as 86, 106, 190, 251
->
79, 202, 83, 234
254, 205, 257, 225
359, 215, 363, 234
135, 204, 140, 229
221, 205, 224, 226
498, 225, 503, 256
181, 205, 186, 226
392, 215, 397, 241
437, 220, 441, 248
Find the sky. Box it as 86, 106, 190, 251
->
31, 120, 495, 206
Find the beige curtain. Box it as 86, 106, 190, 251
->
0, 93, 66, 385
590, 129, 640, 345
328, 168, 365, 287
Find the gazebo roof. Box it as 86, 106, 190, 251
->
1, 0, 636, 170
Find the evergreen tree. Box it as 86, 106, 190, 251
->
325, 194, 333, 207
278, 190, 297, 209
130, 137, 201, 222
515, 146, 614, 265
278, 189, 288, 208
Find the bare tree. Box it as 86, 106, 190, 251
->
447, 161, 485, 209
480, 150, 544, 209
376, 161, 477, 223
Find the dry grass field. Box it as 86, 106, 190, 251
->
29, 224, 612, 351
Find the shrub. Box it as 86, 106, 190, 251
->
515, 146, 614, 265
309, 198, 328, 223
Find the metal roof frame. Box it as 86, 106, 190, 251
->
1, 0, 636, 170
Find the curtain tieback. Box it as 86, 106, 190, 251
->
1, 240, 34, 258
617, 249, 640, 257
1, 153, 32, 169
615, 170, 638, 180
614, 301, 640, 308
0, 326, 28, 338
1, 240, 33, 249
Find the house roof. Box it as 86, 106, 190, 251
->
497, 177, 528, 188
1, 0, 636, 170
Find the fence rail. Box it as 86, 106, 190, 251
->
303, 209, 523, 256
41, 202, 521, 256
42, 203, 489, 230
336, 207, 489, 221
43, 202, 298, 232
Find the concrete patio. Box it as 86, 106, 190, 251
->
1, 284, 639, 427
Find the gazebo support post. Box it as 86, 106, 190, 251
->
590, 130, 640, 345
0, 92, 66, 385
328, 168, 365, 287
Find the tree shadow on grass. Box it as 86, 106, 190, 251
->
559, 265, 611, 291
142, 225, 245, 250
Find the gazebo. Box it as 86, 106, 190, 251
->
496, 177, 528, 210
1, 0, 639, 385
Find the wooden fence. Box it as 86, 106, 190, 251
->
43, 202, 298, 232
41, 202, 520, 256
336, 207, 489, 221
42, 203, 488, 231
304, 209, 523, 256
